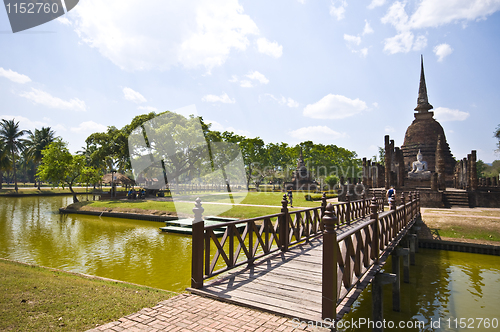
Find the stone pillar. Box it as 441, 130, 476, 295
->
395, 147, 405, 188
467, 154, 472, 191
431, 173, 438, 191
372, 273, 396, 332
435, 135, 446, 190
367, 160, 372, 188
384, 135, 391, 189
470, 150, 478, 191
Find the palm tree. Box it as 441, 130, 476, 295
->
25, 127, 57, 189
0, 119, 27, 192
0, 140, 11, 189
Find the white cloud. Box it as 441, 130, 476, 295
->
385, 126, 395, 133
434, 43, 453, 62
381, 0, 500, 54
72, 0, 260, 71
71, 121, 107, 133
19, 88, 87, 112
229, 75, 239, 83
363, 20, 374, 35
383, 31, 427, 54
372, 102, 379, 108
330, 0, 347, 20
138, 106, 158, 112
202, 92, 236, 104
256, 38, 283, 58
0, 115, 67, 132
0, 68, 31, 84
434, 107, 469, 122
57, 17, 72, 25
123, 87, 147, 103
409, 0, 500, 29
303, 94, 368, 119
206, 120, 225, 132
368, 0, 385, 10
205, 120, 250, 135
246, 71, 269, 84
263, 94, 299, 108
289, 126, 347, 141
358, 48, 369, 57
344, 34, 361, 46
239, 80, 253, 88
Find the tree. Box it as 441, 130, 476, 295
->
25, 127, 57, 189
0, 140, 11, 189
476, 159, 487, 178
0, 119, 27, 192
37, 140, 92, 203
495, 125, 500, 152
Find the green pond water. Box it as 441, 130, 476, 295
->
1, 195, 499, 331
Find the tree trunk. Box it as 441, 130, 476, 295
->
0, 171, 2, 189
69, 185, 79, 203
12, 148, 18, 192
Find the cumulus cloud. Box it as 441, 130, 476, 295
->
368, 0, 385, 10
202, 92, 236, 104
256, 38, 283, 58
0, 115, 66, 132
289, 126, 347, 141
434, 43, 453, 62
0, 68, 31, 84
71, 121, 107, 133
230, 71, 269, 87
263, 94, 299, 108
246, 71, 269, 84
123, 87, 147, 103
71, 0, 260, 71
19, 88, 87, 112
138, 106, 158, 112
330, 0, 347, 20
434, 107, 469, 122
344, 34, 361, 45
363, 20, 374, 35
381, 0, 500, 54
303, 94, 368, 119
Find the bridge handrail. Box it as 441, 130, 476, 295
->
191, 193, 379, 288
321, 191, 420, 320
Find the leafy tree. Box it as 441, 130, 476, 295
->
0, 140, 11, 189
476, 159, 487, 178
25, 127, 57, 189
37, 140, 93, 203
495, 125, 500, 152
0, 119, 27, 192
324, 174, 339, 189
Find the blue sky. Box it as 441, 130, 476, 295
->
1, 0, 499, 163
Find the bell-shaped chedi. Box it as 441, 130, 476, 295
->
401, 56, 455, 179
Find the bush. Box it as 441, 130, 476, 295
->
304, 193, 338, 201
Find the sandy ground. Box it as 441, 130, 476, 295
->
419, 207, 500, 246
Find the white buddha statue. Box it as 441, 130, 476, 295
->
411, 150, 428, 173
409, 150, 431, 179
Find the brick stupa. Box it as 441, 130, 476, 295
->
401, 56, 455, 180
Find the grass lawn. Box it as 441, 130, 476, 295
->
421, 208, 500, 244
0, 259, 175, 332
70, 191, 328, 220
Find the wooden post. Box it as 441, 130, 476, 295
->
401, 192, 406, 226
280, 194, 289, 252
321, 192, 327, 230
362, 191, 367, 218
408, 234, 417, 266
370, 197, 379, 264
191, 197, 205, 289
372, 272, 397, 332
392, 247, 408, 312
346, 195, 351, 225
403, 239, 410, 284
322, 203, 338, 321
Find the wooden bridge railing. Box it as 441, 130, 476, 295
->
322, 191, 420, 320
191, 193, 382, 289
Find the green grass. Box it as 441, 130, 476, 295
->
0, 188, 91, 195
436, 225, 500, 242
0, 259, 175, 332
74, 191, 325, 220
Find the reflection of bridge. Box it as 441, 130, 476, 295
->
188, 193, 421, 327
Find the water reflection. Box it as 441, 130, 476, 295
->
0, 195, 193, 292
341, 249, 500, 331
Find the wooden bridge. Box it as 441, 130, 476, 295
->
187, 192, 421, 327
